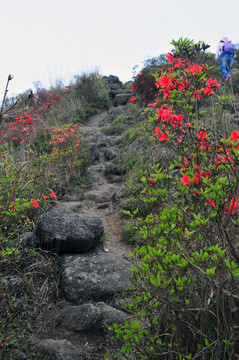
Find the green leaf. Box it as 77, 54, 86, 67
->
205, 267, 216, 277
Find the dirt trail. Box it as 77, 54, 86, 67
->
58, 109, 133, 258
31, 109, 134, 359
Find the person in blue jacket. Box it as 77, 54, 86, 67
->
215, 36, 236, 80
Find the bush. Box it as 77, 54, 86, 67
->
74, 72, 112, 115
107, 39, 239, 359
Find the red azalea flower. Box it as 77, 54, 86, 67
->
224, 197, 238, 214
187, 64, 202, 75
174, 58, 182, 68
129, 96, 138, 104
49, 192, 57, 198
157, 76, 173, 88
203, 86, 214, 95
230, 131, 239, 142
166, 52, 174, 63
228, 197, 238, 214
196, 131, 208, 140
33, 202, 39, 208
208, 199, 215, 208
180, 157, 189, 170
158, 133, 169, 142
180, 174, 191, 186
192, 174, 201, 183
206, 78, 220, 88
149, 178, 154, 184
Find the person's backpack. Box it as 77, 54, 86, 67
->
223, 41, 236, 54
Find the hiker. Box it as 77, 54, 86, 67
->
215, 36, 236, 80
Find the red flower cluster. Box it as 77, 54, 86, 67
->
142, 53, 238, 218
153, 53, 220, 101
30, 192, 57, 208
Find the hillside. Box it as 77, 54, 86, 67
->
0, 38, 239, 359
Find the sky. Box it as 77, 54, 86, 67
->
0, 0, 238, 99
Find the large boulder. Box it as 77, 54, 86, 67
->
113, 93, 132, 106
59, 252, 131, 302
63, 304, 103, 332
35, 208, 104, 254
62, 302, 128, 332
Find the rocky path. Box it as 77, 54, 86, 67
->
59, 109, 132, 257
32, 107, 134, 360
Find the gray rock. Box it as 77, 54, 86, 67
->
90, 143, 99, 164
114, 185, 125, 200
89, 132, 115, 147
110, 89, 132, 96
59, 253, 131, 302
104, 148, 117, 161
108, 105, 126, 117
86, 190, 112, 203
104, 162, 122, 176
35, 208, 104, 254
105, 175, 122, 183
63, 304, 103, 332
96, 302, 128, 326
108, 75, 120, 84
61, 194, 75, 202
113, 93, 132, 106
33, 339, 81, 360
62, 302, 128, 333
87, 171, 103, 184
13, 232, 39, 249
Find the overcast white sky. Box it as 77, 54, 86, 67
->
0, 0, 238, 98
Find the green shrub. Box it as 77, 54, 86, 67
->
107, 39, 239, 360
74, 72, 112, 114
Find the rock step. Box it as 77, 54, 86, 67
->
59, 252, 131, 302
